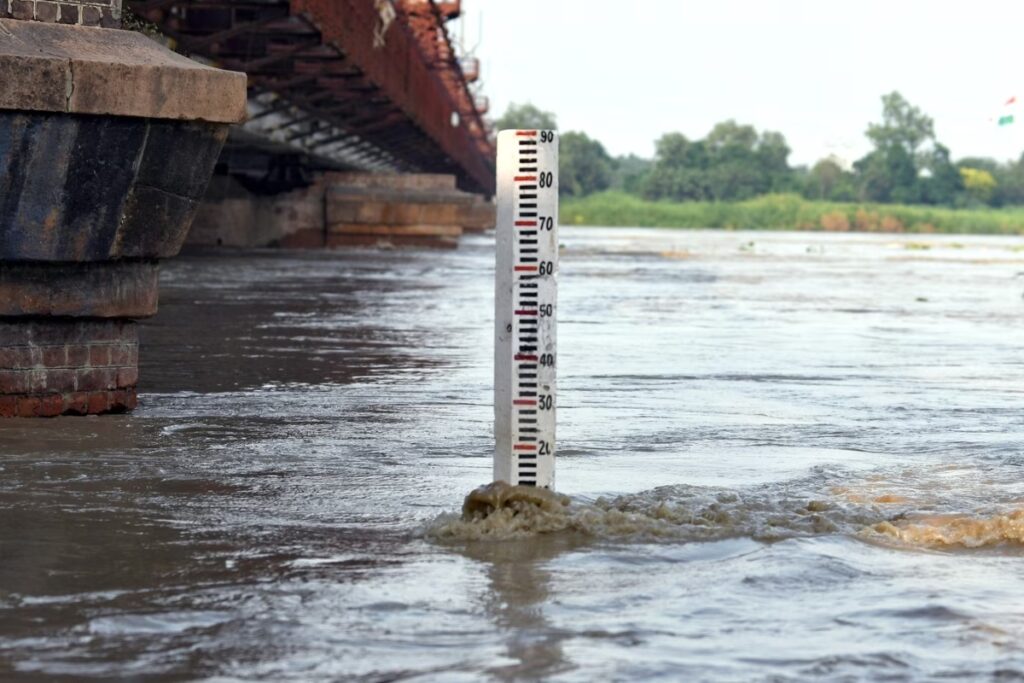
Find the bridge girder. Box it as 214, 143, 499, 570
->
127, 0, 495, 194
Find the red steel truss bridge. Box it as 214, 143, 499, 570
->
127, 0, 495, 194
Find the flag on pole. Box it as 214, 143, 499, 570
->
998, 96, 1017, 126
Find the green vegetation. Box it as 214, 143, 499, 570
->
496, 92, 1024, 233
559, 131, 613, 197
560, 191, 1024, 235
494, 103, 557, 132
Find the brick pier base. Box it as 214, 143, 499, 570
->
0, 319, 138, 417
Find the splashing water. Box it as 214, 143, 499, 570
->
431, 463, 1024, 553
429, 478, 890, 544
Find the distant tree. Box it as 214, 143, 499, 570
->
705, 120, 759, 158
955, 157, 1000, 174
919, 144, 963, 205
611, 154, 653, 194
559, 131, 613, 197
652, 132, 708, 169
866, 91, 935, 159
494, 102, 557, 132
756, 130, 793, 192
703, 121, 760, 200
805, 157, 856, 201
643, 124, 792, 201
855, 145, 918, 203
855, 91, 948, 204
994, 154, 1024, 205
643, 133, 710, 201
957, 156, 1021, 206
960, 167, 997, 204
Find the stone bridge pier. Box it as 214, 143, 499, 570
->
0, 1, 246, 416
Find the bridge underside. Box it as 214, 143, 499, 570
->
128, 0, 495, 195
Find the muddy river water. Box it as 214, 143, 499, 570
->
3, 228, 1024, 681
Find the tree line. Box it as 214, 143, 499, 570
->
495, 94, 1024, 208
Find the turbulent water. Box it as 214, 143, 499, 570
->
3, 228, 1024, 681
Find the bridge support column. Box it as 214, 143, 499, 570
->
322, 173, 495, 249
0, 9, 246, 416
189, 173, 495, 249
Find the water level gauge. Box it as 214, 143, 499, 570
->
494, 129, 559, 488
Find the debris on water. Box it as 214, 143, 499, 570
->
862, 510, 1024, 549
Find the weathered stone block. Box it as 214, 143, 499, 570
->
87, 344, 109, 367
57, 4, 78, 23
10, 0, 31, 20
0, 261, 159, 317
41, 345, 66, 367
0, 19, 246, 122
34, 2, 58, 22
0, 53, 69, 111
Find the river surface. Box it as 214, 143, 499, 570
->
3, 228, 1024, 681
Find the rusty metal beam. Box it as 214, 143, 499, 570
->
290, 0, 494, 193
126, 0, 495, 193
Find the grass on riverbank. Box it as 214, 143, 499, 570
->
559, 191, 1024, 235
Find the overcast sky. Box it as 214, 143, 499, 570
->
451, 0, 1024, 167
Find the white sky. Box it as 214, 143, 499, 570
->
451, 0, 1024, 167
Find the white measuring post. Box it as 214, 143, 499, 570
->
494, 129, 559, 489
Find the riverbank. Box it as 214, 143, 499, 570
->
560, 191, 1024, 235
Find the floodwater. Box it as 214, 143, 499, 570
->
3, 228, 1024, 681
